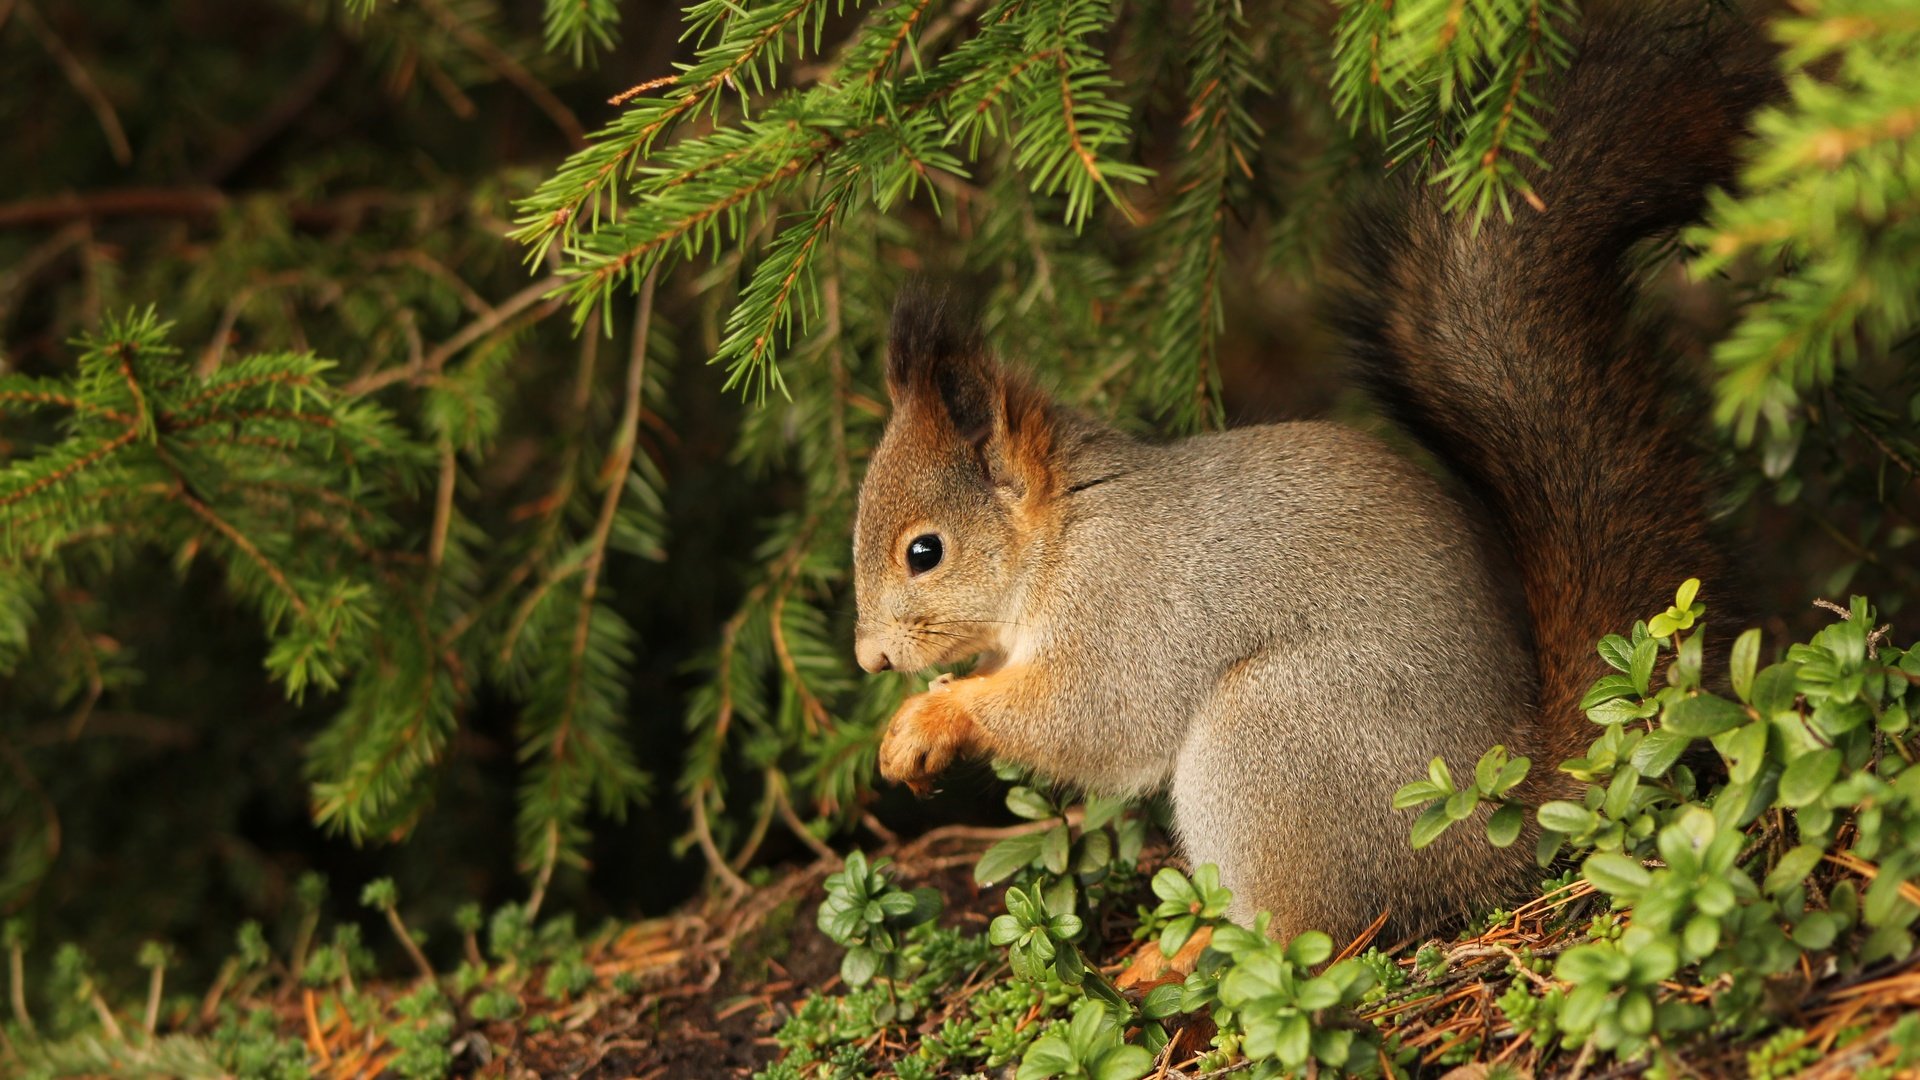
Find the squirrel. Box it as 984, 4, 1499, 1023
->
850, 4, 1780, 943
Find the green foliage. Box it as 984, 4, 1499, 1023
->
1017, 998, 1153, 1080
1145, 864, 1232, 958
815, 850, 941, 988
1691, 2, 1920, 444
1401, 580, 1920, 1063
6, 10, 1920, 1078
1332, 0, 1579, 221
1392, 743, 1532, 850
1185, 920, 1378, 1077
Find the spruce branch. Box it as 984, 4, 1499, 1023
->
1690, 9, 1920, 443
513, 276, 660, 877
511, 0, 836, 261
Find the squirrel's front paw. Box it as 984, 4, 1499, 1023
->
878, 685, 978, 796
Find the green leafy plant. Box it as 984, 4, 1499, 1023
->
1143, 865, 1233, 958
1392, 743, 1533, 851
1177, 918, 1379, 1077
816, 851, 942, 990
1017, 998, 1154, 1080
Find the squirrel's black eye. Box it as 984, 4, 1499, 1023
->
905, 534, 943, 576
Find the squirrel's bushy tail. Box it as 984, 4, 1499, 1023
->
1337, 6, 1779, 776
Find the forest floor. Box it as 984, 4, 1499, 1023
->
206, 818, 1920, 1080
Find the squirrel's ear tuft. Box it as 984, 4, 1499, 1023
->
886, 287, 1059, 507
886, 287, 996, 441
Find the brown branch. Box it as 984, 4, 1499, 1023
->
194, 273, 311, 376
344, 274, 566, 395
17, 2, 131, 165
373, 250, 495, 318
583, 158, 816, 295
772, 770, 837, 861
201, 41, 348, 184
525, 823, 560, 922
862, 0, 936, 83
425, 439, 457, 605
418, 0, 586, 148
691, 788, 752, 896
536, 0, 825, 244
175, 489, 310, 618
163, 408, 336, 435
0, 187, 430, 231
380, 906, 437, 984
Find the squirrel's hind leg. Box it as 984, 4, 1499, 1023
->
1167, 659, 1532, 946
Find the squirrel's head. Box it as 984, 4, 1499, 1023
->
852, 293, 1060, 675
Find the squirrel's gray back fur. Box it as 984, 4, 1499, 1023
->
853, 1, 1779, 943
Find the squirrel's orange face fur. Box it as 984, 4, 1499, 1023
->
853, 330, 1056, 676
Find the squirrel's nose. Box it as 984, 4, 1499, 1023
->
855, 637, 892, 673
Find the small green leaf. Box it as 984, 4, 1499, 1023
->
1427, 756, 1455, 792
1092, 1045, 1153, 1080
1583, 852, 1652, 898
1603, 766, 1641, 821
1294, 975, 1341, 1010
1588, 696, 1658, 725
1730, 628, 1761, 702
1019, 1035, 1074, 1078
1142, 983, 1186, 1019
1751, 663, 1800, 716
1764, 844, 1827, 895
1581, 674, 1639, 709
1631, 728, 1691, 777
1286, 930, 1334, 967
1663, 693, 1748, 737
1779, 748, 1842, 808
1152, 867, 1198, 905
1617, 988, 1654, 1036
1410, 802, 1453, 849
1487, 802, 1525, 848
1598, 635, 1634, 672
1713, 720, 1770, 785
841, 945, 880, 987
1160, 915, 1196, 958
1557, 944, 1631, 985
1627, 940, 1678, 984
1392, 779, 1443, 809
1042, 825, 1071, 875
1630, 637, 1659, 696
1445, 787, 1479, 821
1675, 578, 1700, 611
1794, 911, 1841, 950
1492, 756, 1531, 794
1682, 914, 1720, 957
1054, 939, 1086, 985
1538, 801, 1597, 836
1474, 746, 1507, 793
976, 833, 1044, 885
1275, 1012, 1312, 1067
1006, 786, 1055, 821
